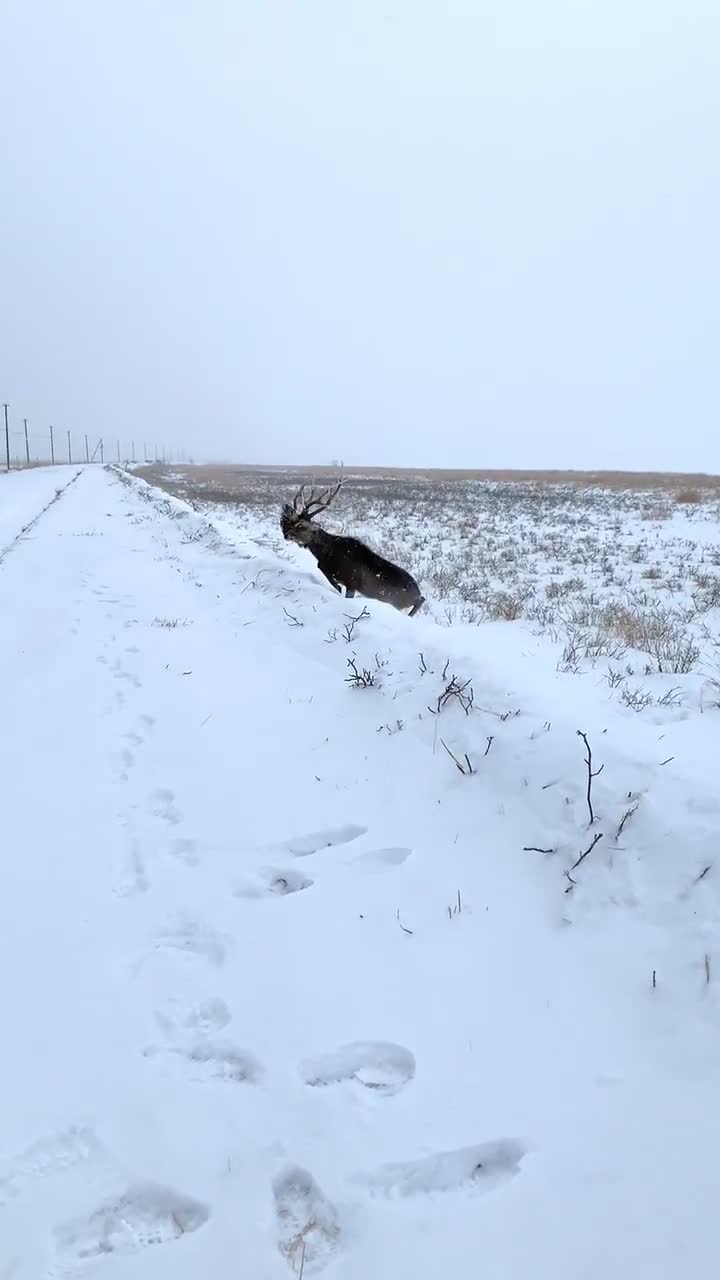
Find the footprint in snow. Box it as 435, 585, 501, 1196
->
153, 995, 231, 1037
280, 825, 367, 857
300, 1041, 415, 1095
148, 788, 183, 826
0, 1126, 101, 1208
168, 836, 200, 866
49, 1183, 209, 1273
234, 868, 314, 899
273, 1164, 341, 1274
155, 915, 229, 966
351, 1139, 527, 1197
143, 1041, 262, 1084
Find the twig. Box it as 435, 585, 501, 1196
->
346, 657, 376, 688
577, 730, 604, 824
484, 735, 495, 756
431, 673, 474, 716
652, 969, 656, 990
396, 909, 413, 935
659, 756, 675, 766
569, 830, 604, 872
342, 607, 370, 643
615, 802, 639, 842
440, 739, 475, 775
693, 864, 712, 885
419, 652, 428, 675
705, 953, 711, 985
447, 890, 463, 919
524, 846, 555, 854
283, 607, 303, 627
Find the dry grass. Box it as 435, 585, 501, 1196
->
675, 488, 704, 504
138, 462, 720, 496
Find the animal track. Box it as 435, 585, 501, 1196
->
234, 868, 314, 899
0, 1126, 100, 1207
273, 1164, 340, 1273
282, 825, 368, 857
156, 915, 229, 966
148, 789, 183, 826
144, 1041, 262, 1084
113, 668, 142, 689
154, 996, 231, 1037
300, 1041, 415, 1095
50, 1182, 209, 1271
352, 847, 412, 870
352, 1140, 527, 1197
115, 835, 148, 897
168, 837, 200, 866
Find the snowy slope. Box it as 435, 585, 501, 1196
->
1, 465, 719, 1279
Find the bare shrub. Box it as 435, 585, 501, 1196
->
675, 489, 703, 504
620, 685, 654, 712
587, 603, 701, 673
485, 589, 533, 620
545, 577, 585, 599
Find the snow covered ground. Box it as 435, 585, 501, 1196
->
1, 463, 719, 1278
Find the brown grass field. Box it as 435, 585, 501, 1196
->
137, 462, 720, 498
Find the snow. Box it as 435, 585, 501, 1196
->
1, 463, 719, 1278
0, 466, 81, 555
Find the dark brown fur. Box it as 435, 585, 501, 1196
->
281, 500, 424, 616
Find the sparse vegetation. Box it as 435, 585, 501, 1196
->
140, 463, 720, 711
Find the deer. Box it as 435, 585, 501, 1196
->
280, 481, 425, 616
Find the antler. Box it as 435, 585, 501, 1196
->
291, 479, 343, 520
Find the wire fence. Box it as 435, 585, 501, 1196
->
1, 402, 184, 471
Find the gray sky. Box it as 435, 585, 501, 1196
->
1, 0, 718, 470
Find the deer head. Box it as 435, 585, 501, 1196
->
280, 480, 342, 545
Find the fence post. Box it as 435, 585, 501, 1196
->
49, 425, 55, 464
67, 430, 72, 463
99, 438, 104, 463
24, 419, 30, 465
131, 440, 136, 462
3, 404, 9, 471
84, 433, 89, 463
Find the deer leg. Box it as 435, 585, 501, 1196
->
316, 562, 342, 593
344, 587, 356, 599
409, 596, 425, 618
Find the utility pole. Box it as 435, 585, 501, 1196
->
23, 419, 30, 465
67, 430, 72, 463
3, 404, 10, 471
84, 433, 89, 463
116, 440, 120, 463
131, 440, 136, 462
99, 438, 104, 463
49, 425, 55, 464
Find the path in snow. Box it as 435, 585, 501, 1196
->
0, 466, 719, 1279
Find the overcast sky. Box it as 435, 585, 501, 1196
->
1, 0, 718, 470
